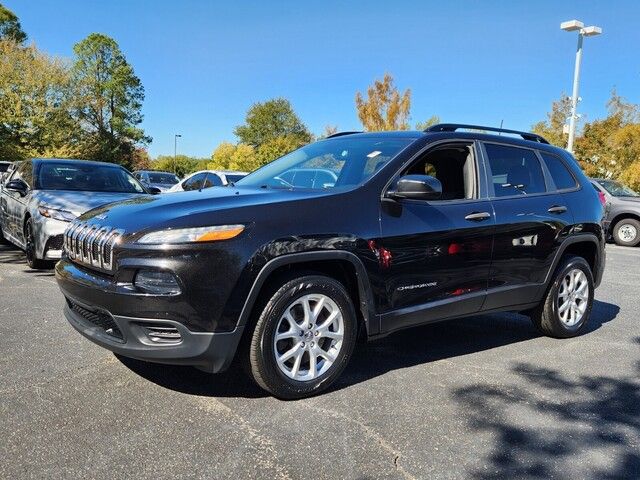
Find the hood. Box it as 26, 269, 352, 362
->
35, 190, 147, 218
78, 186, 341, 233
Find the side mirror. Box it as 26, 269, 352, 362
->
388, 175, 442, 200
146, 186, 162, 195
5, 179, 28, 197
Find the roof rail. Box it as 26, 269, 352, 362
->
325, 131, 362, 139
425, 123, 549, 144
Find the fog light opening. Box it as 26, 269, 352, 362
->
134, 270, 181, 295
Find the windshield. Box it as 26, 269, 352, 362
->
37, 162, 146, 193
147, 172, 179, 185
599, 180, 638, 197
236, 137, 413, 189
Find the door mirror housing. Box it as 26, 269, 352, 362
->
146, 186, 162, 195
5, 179, 28, 197
389, 175, 442, 200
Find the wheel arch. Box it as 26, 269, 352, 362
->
237, 251, 377, 337
546, 233, 603, 289
610, 212, 640, 232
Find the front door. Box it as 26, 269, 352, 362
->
378, 142, 495, 334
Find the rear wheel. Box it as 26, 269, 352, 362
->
24, 218, 49, 270
612, 218, 640, 247
530, 255, 594, 338
247, 275, 357, 399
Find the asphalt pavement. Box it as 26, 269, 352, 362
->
0, 242, 638, 479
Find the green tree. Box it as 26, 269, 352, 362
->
0, 41, 79, 161
355, 73, 411, 131
71, 33, 149, 168
256, 135, 304, 166
531, 94, 572, 147
0, 4, 26, 43
234, 98, 312, 148
415, 115, 441, 131
154, 155, 202, 177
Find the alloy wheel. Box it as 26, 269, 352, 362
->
557, 268, 589, 327
273, 294, 344, 381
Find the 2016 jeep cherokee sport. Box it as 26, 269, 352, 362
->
56, 124, 606, 399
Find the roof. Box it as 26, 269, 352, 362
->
32, 158, 125, 168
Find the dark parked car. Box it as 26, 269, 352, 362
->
591, 178, 640, 247
0, 159, 150, 268
133, 170, 180, 192
56, 124, 606, 399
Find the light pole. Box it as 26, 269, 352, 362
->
173, 134, 182, 175
560, 20, 602, 153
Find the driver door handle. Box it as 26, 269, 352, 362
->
548, 205, 567, 214
465, 211, 491, 222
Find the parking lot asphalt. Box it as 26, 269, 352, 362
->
0, 242, 638, 479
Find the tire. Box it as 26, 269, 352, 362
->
247, 275, 357, 399
530, 255, 594, 338
612, 218, 640, 247
24, 218, 50, 270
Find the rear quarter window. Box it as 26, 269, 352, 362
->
540, 152, 577, 190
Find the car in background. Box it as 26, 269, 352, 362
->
133, 170, 180, 192
275, 167, 338, 189
0, 159, 151, 269
167, 170, 248, 192
591, 178, 640, 247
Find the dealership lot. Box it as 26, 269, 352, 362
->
0, 243, 638, 479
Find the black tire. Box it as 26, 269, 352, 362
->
530, 255, 594, 338
247, 275, 357, 399
612, 218, 640, 247
24, 218, 50, 270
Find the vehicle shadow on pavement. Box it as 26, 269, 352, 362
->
115, 355, 268, 398
116, 300, 619, 400
335, 299, 619, 392
452, 357, 639, 479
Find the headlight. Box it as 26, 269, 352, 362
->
137, 224, 245, 244
38, 205, 76, 222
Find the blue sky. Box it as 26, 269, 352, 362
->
8, 0, 640, 158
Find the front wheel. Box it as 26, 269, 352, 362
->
530, 255, 594, 338
612, 218, 640, 247
247, 275, 358, 399
24, 218, 49, 270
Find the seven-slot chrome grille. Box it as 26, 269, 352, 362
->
63, 222, 123, 272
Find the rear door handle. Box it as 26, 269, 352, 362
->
465, 211, 491, 222
548, 205, 568, 214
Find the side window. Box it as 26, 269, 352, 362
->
540, 152, 577, 190
484, 144, 546, 197
402, 143, 476, 200
183, 173, 205, 191
207, 174, 223, 187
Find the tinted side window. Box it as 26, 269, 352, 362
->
183, 173, 205, 191
484, 144, 546, 197
540, 152, 577, 190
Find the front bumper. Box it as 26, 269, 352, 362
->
35, 216, 69, 259
56, 260, 245, 373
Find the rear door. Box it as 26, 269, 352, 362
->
481, 142, 572, 310
2, 160, 33, 244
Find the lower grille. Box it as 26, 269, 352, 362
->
45, 234, 64, 252
67, 299, 124, 342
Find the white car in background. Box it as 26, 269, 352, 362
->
167, 170, 248, 192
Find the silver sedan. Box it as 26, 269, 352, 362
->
0, 158, 151, 269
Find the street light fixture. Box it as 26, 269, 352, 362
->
174, 134, 182, 175
561, 19, 602, 154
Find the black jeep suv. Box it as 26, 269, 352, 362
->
56, 124, 606, 399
